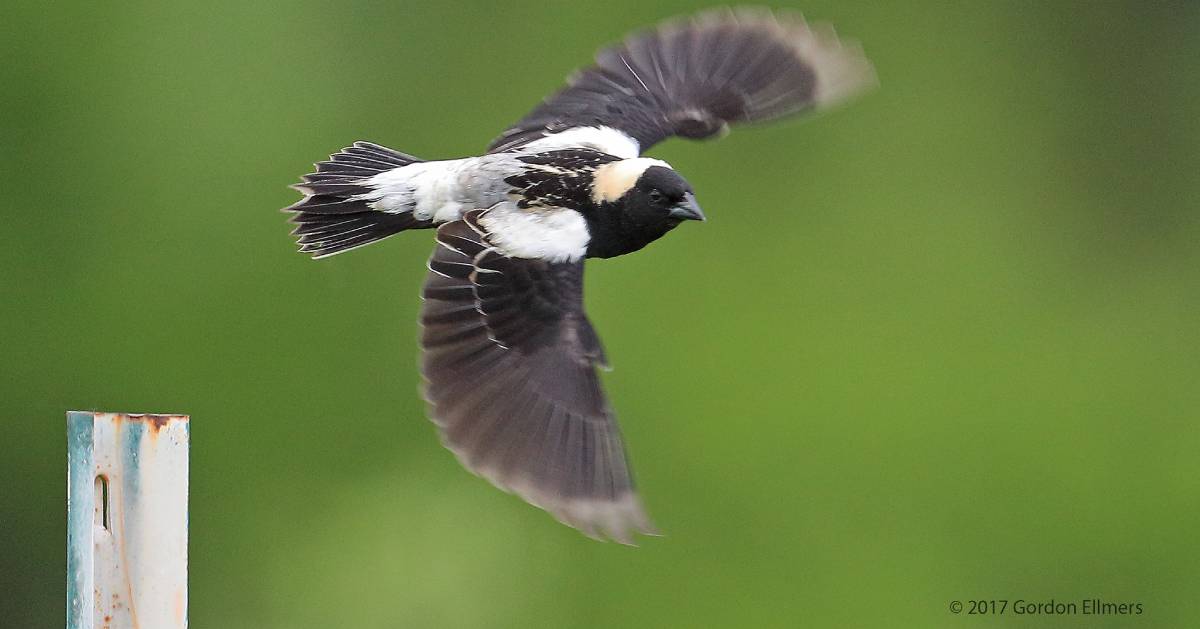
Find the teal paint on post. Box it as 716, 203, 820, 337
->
121, 420, 144, 504
66, 412, 96, 629
66, 412, 190, 629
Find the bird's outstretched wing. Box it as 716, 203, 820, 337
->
419, 210, 655, 543
487, 8, 875, 155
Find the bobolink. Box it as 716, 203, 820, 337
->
284, 8, 874, 543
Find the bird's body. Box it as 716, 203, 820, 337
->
284, 8, 874, 543
294, 134, 688, 261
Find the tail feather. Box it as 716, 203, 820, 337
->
293, 212, 432, 259
284, 141, 433, 258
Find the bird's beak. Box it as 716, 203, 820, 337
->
668, 192, 706, 222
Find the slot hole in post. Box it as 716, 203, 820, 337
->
94, 475, 110, 530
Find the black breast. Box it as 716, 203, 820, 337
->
583, 203, 680, 259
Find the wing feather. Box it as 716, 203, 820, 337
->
488, 8, 875, 154
419, 211, 654, 543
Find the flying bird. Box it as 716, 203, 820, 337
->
283, 8, 874, 543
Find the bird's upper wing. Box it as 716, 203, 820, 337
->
419, 209, 654, 543
487, 8, 875, 155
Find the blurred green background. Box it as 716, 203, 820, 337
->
3, 1, 1198, 627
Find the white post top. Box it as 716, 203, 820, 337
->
68, 412, 190, 629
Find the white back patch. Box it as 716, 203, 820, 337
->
591, 158, 671, 204
360, 158, 474, 222
477, 203, 590, 262
522, 126, 641, 159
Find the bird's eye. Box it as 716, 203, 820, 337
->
648, 189, 665, 203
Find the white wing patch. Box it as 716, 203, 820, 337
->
477, 203, 590, 262
521, 126, 641, 159
591, 157, 671, 204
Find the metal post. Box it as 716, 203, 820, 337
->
67, 412, 189, 629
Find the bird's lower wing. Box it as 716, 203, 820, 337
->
419, 210, 655, 543
487, 7, 875, 154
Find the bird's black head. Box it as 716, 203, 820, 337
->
585, 160, 705, 259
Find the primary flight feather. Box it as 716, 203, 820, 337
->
283, 7, 874, 543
